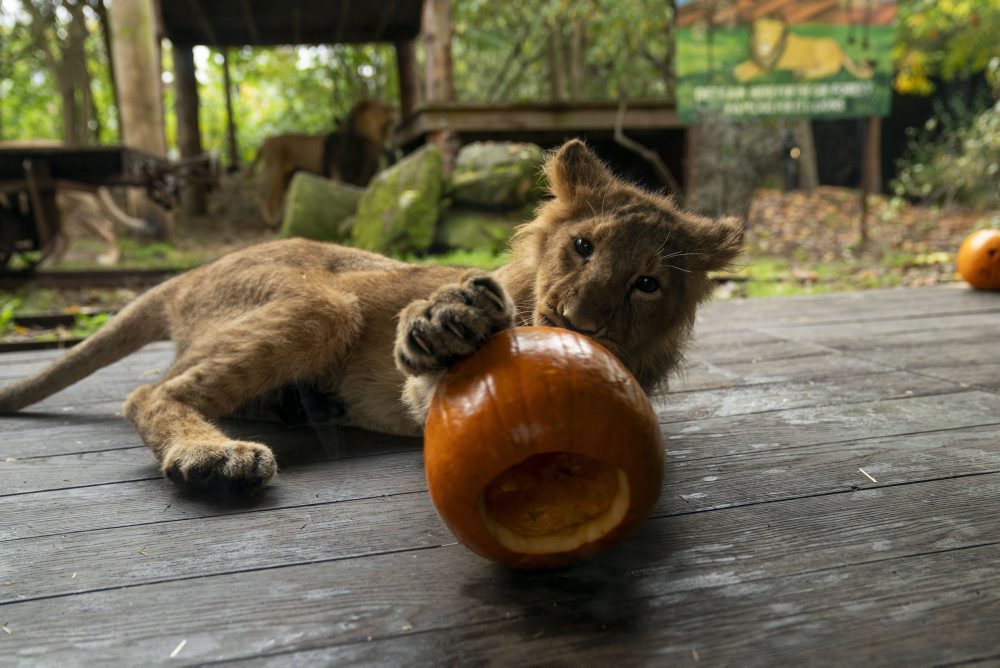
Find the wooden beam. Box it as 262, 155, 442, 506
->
184, 0, 219, 45
394, 39, 419, 118
172, 42, 207, 215
237, 0, 260, 44
394, 102, 683, 146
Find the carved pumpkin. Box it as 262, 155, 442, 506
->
957, 229, 1000, 290
423, 326, 665, 570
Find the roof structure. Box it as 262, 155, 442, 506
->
160, 0, 425, 46
676, 0, 897, 28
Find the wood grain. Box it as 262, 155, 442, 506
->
0, 285, 998, 664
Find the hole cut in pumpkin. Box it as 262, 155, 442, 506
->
477, 452, 630, 555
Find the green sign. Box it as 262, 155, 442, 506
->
676, 1, 896, 121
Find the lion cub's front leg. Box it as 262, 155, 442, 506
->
394, 271, 513, 422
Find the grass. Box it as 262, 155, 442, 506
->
723, 252, 950, 299
407, 248, 510, 271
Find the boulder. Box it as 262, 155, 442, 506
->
352, 145, 444, 256
435, 207, 520, 254
449, 141, 545, 208
278, 172, 364, 242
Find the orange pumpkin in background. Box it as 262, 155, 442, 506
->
423, 326, 665, 570
956, 229, 1000, 290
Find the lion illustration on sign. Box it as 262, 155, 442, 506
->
733, 17, 873, 82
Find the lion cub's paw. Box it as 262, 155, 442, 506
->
395, 273, 513, 376
162, 440, 277, 494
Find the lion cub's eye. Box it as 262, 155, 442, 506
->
634, 276, 659, 293
573, 237, 593, 259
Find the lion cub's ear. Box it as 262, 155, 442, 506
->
544, 139, 613, 202
685, 215, 745, 272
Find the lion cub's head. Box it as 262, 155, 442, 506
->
508, 140, 742, 392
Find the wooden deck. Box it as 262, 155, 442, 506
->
2, 284, 999, 664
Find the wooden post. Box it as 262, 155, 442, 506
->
421, 0, 456, 173
394, 40, 420, 118
683, 126, 700, 200
421, 0, 455, 104
858, 116, 882, 245
795, 119, 819, 192
173, 42, 207, 215
109, 0, 172, 238
221, 49, 241, 171
861, 116, 882, 194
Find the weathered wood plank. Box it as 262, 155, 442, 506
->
4, 468, 999, 606
698, 284, 1000, 327
3, 380, 981, 496
0, 342, 172, 378
1, 427, 419, 496
672, 351, 893, 393
918, 361, 1000, 392
238, 545, 1000, 665
0, 446, 423, 541
666, 423, 1000, 512
5, 416, 998, 568
657, 369, 956, 423
2, 472, 998, 664
664, 391, 1000, 461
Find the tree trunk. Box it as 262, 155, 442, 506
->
394, 40, 420, 118
109, 0, 171, 237
421, 0, 455, 103
665, 0, 677, 103
548, 26, 566, 102
24, 1, 95, 145
66, 2, 97, 143
221, 49, 241, 170
173, 42, 207, 215
90, 0, 121, 142
795, 120, 819, 192
568, 19, 584, 100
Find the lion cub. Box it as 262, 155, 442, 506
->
0, 140, 742, 494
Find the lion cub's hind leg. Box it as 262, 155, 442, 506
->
125, 279, 362, 494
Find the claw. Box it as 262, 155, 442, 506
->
476, 281, 506, 312
444, 319, 466, 340
409, 330, 433, 357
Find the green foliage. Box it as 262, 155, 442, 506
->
70, 311, 110, 338
891, 96, 1000, 208
407, 248, 510, 271
200, 44, 400, 164
453, 0, 673, 102
894, 0, 1000, 95
0, 299, 21, 336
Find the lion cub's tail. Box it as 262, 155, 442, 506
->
0, 281, 174, 412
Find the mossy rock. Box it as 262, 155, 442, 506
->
278, 172, 364, 242
449, 141, 546, 208
435, 207, 520, 254
352, 145, 444, 256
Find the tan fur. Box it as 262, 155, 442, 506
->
252, 98, 397, 227
0, 140, 742, 495
734, 17, 873, 82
